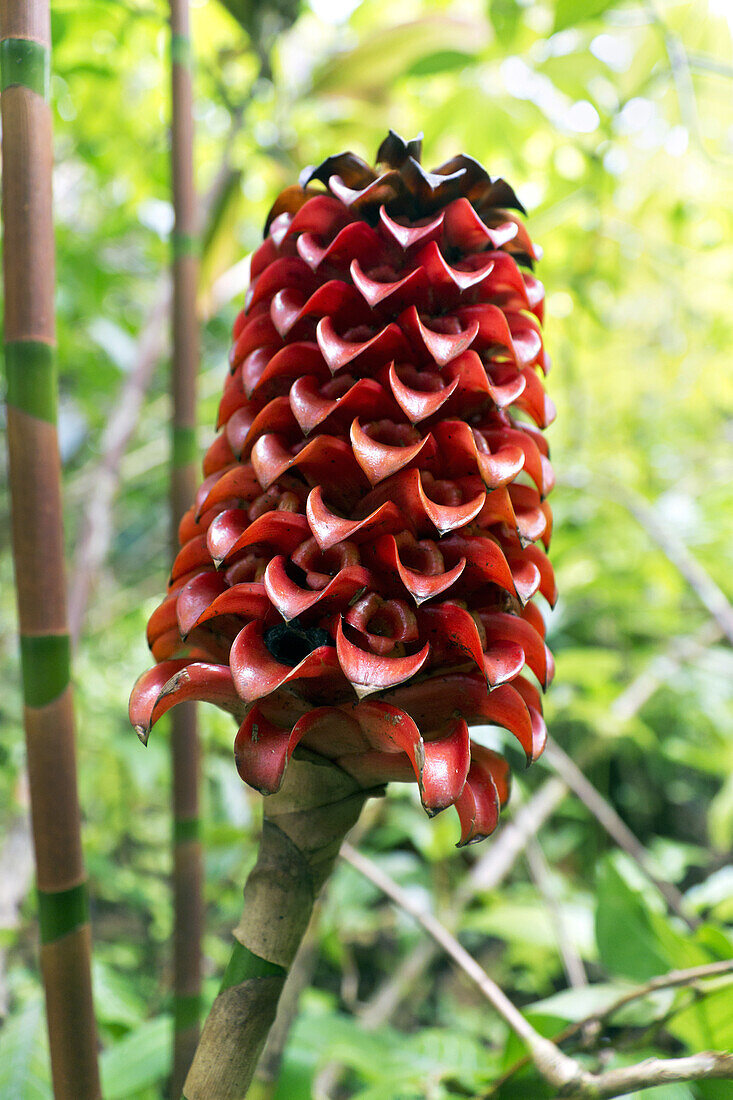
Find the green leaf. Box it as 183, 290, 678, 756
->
696, 1083, 733, 1100
648, 908, 711, 972
489, 0, 522, 45
501, 1012, 569, 1070
288, 1012, 492, 1096
709, 772, 733, 850
667, 986, 733, 1052
595, 859, 670, 981
0, 1000, 52, 1100
527, 981, 671, 1026
310, 18, 489, 98
596, 857, 716, 984
407, 50, 475, 78
552, 0, 622, 33
100, 1016, 172, 1100
92, 960, 146, 1030
272, 1045, 318, 1100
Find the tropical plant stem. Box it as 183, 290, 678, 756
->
182, 753, 382, 1100
0, 2, 100, 1096
247, 910, 321, 1097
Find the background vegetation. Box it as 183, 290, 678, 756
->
1, 0, 732, 1096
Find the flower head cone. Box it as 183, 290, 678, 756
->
130, 132, 557, 845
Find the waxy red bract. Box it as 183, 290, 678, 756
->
130, 131, 556, 844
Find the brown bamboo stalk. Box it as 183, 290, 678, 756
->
0, 2, 100, 1096
182, 754, 381, 1100
168, 1, 203, 1094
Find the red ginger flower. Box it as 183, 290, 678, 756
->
130, 132, 557, 845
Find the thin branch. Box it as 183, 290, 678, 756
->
591, 1052, 733, 1097
543, 738, 696, 929
569, 959, 733, 1039
562, 469, 733, 649
68, 282, 170, 644
342, 843, 586, 1093
621, 487, 733, 647
355, 776, 570, 1034
686, 52, 733, 79
525, 837, 588, 992
645, 0, 732, 169
343, 844, 733, 1100
491, 959, 733, 1091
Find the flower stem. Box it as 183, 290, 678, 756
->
182, 752, 381, 1100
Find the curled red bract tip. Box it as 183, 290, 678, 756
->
130, 131, 556, 844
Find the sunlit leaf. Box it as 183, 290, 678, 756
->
552, 0, 624, 33
489, 0, 522, 45
310, 18, 489, 98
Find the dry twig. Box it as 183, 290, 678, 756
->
342, 844, 733, 1100
563, 469, 733, 648
490, 958, 733, 1091
543, 738, 696, 929
525, 837, 588, 992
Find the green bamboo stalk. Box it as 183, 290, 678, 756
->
169, 1, 203, 1094
182, 754, 382, 1100
0, 2, 100, 1097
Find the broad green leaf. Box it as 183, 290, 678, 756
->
709, 773, 733, 850
310, 18, 489, 98
100, 1016, 172, 1100
489, 0, 522, 45
648, 908, 711, 972
595, 859, 671, 981
0, 1001, 51, 1100
667, 986, 733, 1052
596, 857, 717, 983
527, 981, 672, 1025
553, 0, 624, 33
92, 960, 146, 1030
272, 1046, 318, 1100
407, 50, 475, 78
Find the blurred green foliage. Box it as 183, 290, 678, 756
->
1, 0, 732, 1097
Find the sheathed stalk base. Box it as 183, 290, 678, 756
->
182, 751, 381, 1100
